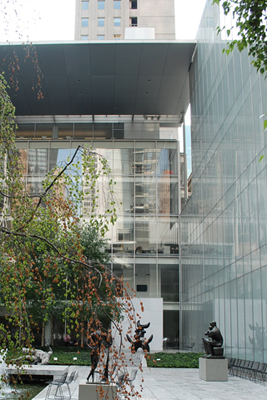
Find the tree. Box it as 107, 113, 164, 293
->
0, 75, 142, 399
213, 0, 267, 75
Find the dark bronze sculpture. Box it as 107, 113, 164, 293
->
126, 320, 153, 353
86, 324, 112, 383
202, 321, 224, 357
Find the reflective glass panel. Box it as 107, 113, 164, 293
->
114, 18, 121, 27
135, 262, 157, 298
98, 0, 105, 9
114, 0, 121, 9
82, 1, 89, 10
134, 178, 156, 216
113, 261, 134, 292
98, 18, 105, 27
158, 262, 179, 302
81, 18, 88, 27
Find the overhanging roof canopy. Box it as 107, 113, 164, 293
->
0, 41, 196, 117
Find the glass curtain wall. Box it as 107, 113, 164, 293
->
181, 1, 267, 361
16, 138, 180, 342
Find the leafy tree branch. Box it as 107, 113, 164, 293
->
213, 0, 267, 75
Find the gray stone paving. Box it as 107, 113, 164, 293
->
33, 365, 267, 400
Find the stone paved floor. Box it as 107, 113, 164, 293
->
33, 366, 267, 400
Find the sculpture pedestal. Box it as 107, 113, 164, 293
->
199, 357, 228, 381
79, 380, 117, 400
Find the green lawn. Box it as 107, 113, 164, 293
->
49, 350, 203, 368
49, 348, 91, 365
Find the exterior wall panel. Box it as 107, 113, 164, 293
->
181, 1, 267, 360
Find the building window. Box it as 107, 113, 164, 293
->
113, 34, 121, 40
82, 1, 89, 10
130, 0, 137, 9
98, 0, 105, 10
114, 0, 121, 9
98, 18, 105, 27
130, 17, 137, 26
114, 17, 121, 27
97, 35, 105, 40
81, 18, 89, 27
81, 35, 89, 40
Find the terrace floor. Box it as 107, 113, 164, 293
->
32, 365, 267, 400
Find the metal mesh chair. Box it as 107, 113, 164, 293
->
235, 359, 246, 377
231, 359, 241, 376
116, 368, 138, 400
241, 360, 253, 380
228, 358, 235, 374
116, 372, 126, 387
259, 363, 267, 383
45, 371, 68, 400
249, 362, 260, 382
62, 371, 77, 399
127, 369, 138, 390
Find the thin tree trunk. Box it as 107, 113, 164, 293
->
41, 322, 45, 347
51, 318, 54, 346
81, 323, 84, 346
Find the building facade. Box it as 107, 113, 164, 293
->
15, 127, 182, 348
181, 1, 267, 361
75, 0, 175, 40
7, 0, 267, 358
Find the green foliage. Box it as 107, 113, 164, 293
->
213, 0, 267, 75
146, 352, 204, 368
81, 225, 110, 265
0, 73, 139, 400
0, 73, 125, 350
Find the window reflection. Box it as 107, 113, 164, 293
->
16, 139, 180, 309
28, 149, 48, 175
159, 264, 179, 302
135, 263, 157, 297
135, 178, 156, 216
113, 262, 134, 293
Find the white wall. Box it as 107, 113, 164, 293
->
113, 297, 163, 352
125, 27, 155, 40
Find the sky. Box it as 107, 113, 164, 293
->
0, 0, 207, 42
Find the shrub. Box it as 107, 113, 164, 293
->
146, 352, 203, 368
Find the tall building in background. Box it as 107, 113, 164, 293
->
75, 0, 175, 40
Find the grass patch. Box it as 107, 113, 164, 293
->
50, 348, 91, 365
146, 352, 203, 368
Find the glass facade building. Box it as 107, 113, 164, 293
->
16, 131, 181, 345
181, 2, 267, 360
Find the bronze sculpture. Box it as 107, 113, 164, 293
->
126, 320, 153, 353
86, 324, 112, 383
202, 321, 224, 357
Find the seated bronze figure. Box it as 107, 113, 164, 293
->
202, 321, 223, 357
